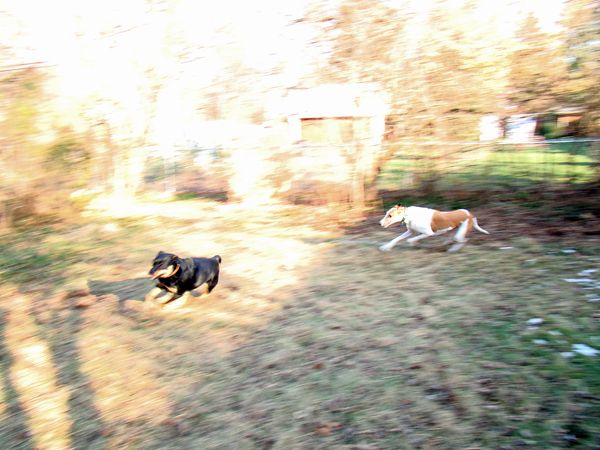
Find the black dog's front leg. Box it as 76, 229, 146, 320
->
155, 291, 181, 305
145, 287, 163, 303
145, 287, 181, 305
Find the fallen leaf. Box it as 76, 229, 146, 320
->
56, 288, 91, 302
73, 295, 97, 308
315, 422, 342, 436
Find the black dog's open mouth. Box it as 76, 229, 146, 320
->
150, 265, 177, 279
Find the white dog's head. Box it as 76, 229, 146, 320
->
380, 204, 407, 228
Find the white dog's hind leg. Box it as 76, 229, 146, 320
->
447, 220, 469, 252
447, 241, 467, 252
379, 230, 412, 252
455, 219, 469, 242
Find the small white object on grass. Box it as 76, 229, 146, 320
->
499, 246, 513, 250
561, 249, 577, 254
572, 344, 599, 356
527, 318, 544, 326
533, 339, 548, 345
564, 278, 595, 284
578, 269, 598, 276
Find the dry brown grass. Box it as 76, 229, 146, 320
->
0, 198, 598, 449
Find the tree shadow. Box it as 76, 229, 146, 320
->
28, 299, 108, 450
0, 309, 34, 450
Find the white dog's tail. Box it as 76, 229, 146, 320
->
472, 217, 489, 235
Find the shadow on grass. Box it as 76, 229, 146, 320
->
0, 229, 107, 448
149, 216, 600, 449
0, 309, 34, 450
3, 200, 599, 448
378, 184, 600, 226
88, 277, 153, 311
28, 299, 108, 450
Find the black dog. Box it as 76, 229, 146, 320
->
146, 251, 221, 305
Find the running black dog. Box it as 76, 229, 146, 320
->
146, 251, 221, 305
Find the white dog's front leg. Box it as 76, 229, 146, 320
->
406, 233, 432, 246
379, 230, 412, 252
408, 227, 453, 246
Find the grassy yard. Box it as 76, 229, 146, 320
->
377, 143, 599, 191
0, 198, 599, 449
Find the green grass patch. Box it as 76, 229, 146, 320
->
378, 143, 598, 191
0, 228, 79, 285
174, 191, 228, 202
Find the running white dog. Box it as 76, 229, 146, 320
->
379, 205, 489, 252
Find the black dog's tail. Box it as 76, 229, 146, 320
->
213, 255, 222, 264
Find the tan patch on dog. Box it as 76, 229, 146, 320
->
431, 210, 471, 232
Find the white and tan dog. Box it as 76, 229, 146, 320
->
379, 205, 489, 252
